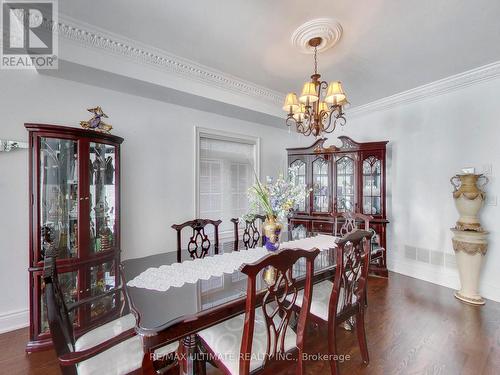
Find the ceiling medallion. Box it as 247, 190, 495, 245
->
291, 18, 343, 54
283, 34, 348, 137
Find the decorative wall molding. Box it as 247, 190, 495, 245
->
54, 15, 283, 105
45, 16, 500, 121
348, 61, 500, 117
0, 309, 29, 334
291, 18, 343, 54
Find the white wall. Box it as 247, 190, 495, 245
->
337, 76, 500, 302
0, 70, 301, 333
3, 68, 499, 335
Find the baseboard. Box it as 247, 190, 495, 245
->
389, 259, 500, 303
0, 309, 29, 334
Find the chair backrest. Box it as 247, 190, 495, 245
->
43, 249, 77, 373
239, 248, 320, 375
231, 215, 266, 249
171, 219, 222, 263
332, 212, 372, 237
330, 230, 371, 321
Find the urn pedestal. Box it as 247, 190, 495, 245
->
450, 173, 489, 306
450, 229, 488, 305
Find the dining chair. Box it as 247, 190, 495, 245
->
43, 248, 178, 375
332, 212, 372, 237
290, 230, 372, 375
332, 212, 374, 306
231, 215, 266, 250
171, 219, 222, 263
197, 247, 320, 375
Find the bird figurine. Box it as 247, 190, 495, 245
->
80, 106, 113, 133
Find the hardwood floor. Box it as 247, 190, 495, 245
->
3, 272, 500, 374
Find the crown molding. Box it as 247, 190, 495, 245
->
54, 15, 284, 105
50, 15, 500, 121
348, 61, 500, 117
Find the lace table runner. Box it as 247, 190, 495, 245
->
127, 235, 338, 292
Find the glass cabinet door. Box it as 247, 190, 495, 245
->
362, 156, 382, 215
290, 159, 307, 211
336, 156, 355, 212
89, 260, 118, 320
39, 138, 79, 261
312, 157, 329, 212
39, 270, 79, 334
89, 142, 117, 254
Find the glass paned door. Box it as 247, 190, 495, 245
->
89, 143, 117, 253
39, 138, 78, 261
312, 158, 329, 212
89, 260, 118, 320
336, 156, 355, 212
39, 270, 79, 334
362, 157, 382, 215
290, 159, 306, 211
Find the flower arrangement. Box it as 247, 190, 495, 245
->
245, 166, 310, 223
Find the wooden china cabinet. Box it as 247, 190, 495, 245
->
25, 124, 123, 352
287, 136, 389, 277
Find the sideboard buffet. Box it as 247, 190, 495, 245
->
287, 136, 389, 276
25, 124, 123, 352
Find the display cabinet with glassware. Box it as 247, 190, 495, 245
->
287, 136, 389, 276
25, 124, 123, 352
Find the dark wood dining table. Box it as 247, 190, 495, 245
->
122, 231, 338, 374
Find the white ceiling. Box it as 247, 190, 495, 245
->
60, 0, 500, 107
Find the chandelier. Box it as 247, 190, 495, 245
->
283, 37, 348, 137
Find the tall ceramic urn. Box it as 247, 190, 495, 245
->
450, 174, 488, 305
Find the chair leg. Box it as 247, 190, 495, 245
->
364, 287, 368, 307
327, 320, 339, 375
355, 309, 369, 365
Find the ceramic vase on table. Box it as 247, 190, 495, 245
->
450, 173, 489, 305
262, 215, 282, 251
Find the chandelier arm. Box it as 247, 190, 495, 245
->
322, 107, 338, 133
319, 80, 329, 92
303, 112, 312, 128
334, 114, 347, 128
286, 115, 297, 128
304, 105, 312, 118
320, 110, 330, 126
297, 122, 310, 136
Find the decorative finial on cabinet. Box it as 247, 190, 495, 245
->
80, 106, 113, 133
